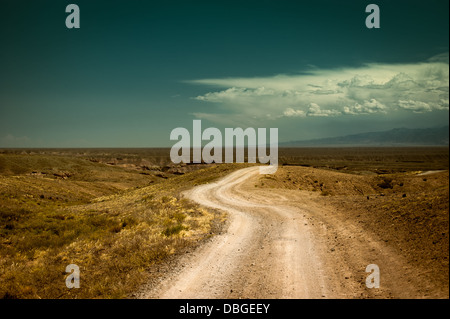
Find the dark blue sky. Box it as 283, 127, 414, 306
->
0, 0, 448, 147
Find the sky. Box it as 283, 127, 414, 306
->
0, 0, 448, 147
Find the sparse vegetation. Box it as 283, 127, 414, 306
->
377, 177, 394, 189
0, 152, 248, 299
0, 147, 448, 299
256, 162, 449, 295
278, 147, 448, 173
320, 190, 331, 196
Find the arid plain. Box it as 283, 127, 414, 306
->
0, 147, 448, 298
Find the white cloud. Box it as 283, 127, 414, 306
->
187, 54, 449, 125
427, 52, 449, 63
398, 100, 432, 113
195, 87, 276, 103
284, 103, 341, 118
344, 99, 387, 115
440, 98, 449, 108
306, 103, 341, 117
283, 108, 306, 117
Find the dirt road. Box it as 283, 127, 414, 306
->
141, 166, 445, 299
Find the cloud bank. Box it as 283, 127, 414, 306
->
188, 54, 449, 125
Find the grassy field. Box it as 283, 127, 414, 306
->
0, 151, 251, 298
0, 147, 448, 298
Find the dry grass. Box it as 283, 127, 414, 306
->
0, 153, 248, 299
2, 147, 447, 299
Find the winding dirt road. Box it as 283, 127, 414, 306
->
141, 166, 443, 299
158, 167, 327, 298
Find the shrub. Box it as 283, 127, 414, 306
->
162, 224, 187, 237
378, 178, 393, 189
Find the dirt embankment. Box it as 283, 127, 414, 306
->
255, 167, 449, 298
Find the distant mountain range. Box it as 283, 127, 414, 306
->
281, 126, 449, 147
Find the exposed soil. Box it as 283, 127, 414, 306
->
138, 166, 449, 299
